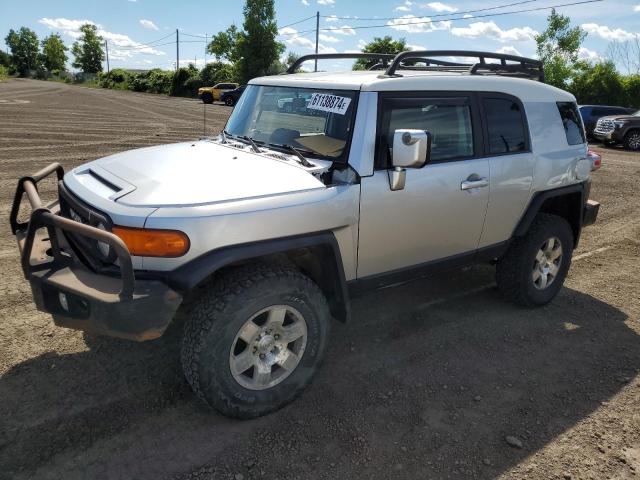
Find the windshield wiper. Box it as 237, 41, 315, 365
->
238, 135, 261, 153
270, 143, 314, 168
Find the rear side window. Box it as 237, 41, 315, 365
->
483, 98, 528, 154
557, 102, 586, 145
379, 97, 475, 165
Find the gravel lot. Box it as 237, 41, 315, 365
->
1, 78, 639, 480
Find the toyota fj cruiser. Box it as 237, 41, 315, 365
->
11, 51, 600, 418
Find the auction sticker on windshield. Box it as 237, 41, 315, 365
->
307, 93, 351, 115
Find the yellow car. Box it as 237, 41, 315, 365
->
198, 82, 239, 104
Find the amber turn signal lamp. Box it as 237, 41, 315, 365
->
112, 226, 190, 257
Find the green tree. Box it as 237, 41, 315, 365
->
40, 33, 68, 72
207, 0, 283, 83
237, 0, 284, 82
353, 36, 406, 70
4, 27, 40, 76
200, 61, 236, 85
535, 9, 586, 89
623, 75, 640, 108
71, 24, 104, 73
207, 25, 242, 63
569, 61, 624, 105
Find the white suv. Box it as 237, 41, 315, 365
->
11, 51, 600, 418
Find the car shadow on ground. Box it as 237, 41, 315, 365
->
0, 265, 637, 479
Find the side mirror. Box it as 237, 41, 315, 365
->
389, 129, 431, 191
392, 129, 431, 169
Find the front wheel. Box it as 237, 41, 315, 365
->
624, 130, 640, 151
201, 92, 214, 104
181, 263, 330, 418
224, 96, 235, 106
496, 214, 573, 307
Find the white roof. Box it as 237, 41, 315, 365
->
250, 70, 574, 103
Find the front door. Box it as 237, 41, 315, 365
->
357, 94, 490, 278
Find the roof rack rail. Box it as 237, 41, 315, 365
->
286, 53, 396, 74
383, 50, 544, 81
284, 50, 545, 82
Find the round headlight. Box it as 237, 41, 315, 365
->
96, 223, 111, 258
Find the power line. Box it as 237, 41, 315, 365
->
280, 14, 317, 29
279, 0, 603, 37
321, 0, 540, 21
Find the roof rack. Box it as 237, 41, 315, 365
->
385, 50, 544, 81
285, 50, 545, 82
286, 53, 396, 74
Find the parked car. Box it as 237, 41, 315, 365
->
198, 82, 239, 104
10, 51, 599, 419
593, 109, 640, 150
579, 105, 635, 138
220, 85, 246, 106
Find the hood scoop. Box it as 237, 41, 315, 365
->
72, 166, 136, 201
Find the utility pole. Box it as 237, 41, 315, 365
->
176, 29, 180, 71
104, 40, 110, 74
314, 11, 319, 72
204, 33, 207, 65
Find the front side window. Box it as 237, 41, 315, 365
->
378, 97, 474, 166
225, 85, 358, 161
557, 102, 586, 145
483, 98, 528, 154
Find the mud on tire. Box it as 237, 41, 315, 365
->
496, 213, 574, 307
180, 263, 330, 419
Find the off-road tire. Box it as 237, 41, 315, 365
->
180, 263, 330, 419
623, 130, 640, 151
224, 96, 235, 106
201, 92, 214, 104
496, 213, 573, 307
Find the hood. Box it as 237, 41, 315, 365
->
71, 141, 325, 208
600, 114, 639, 122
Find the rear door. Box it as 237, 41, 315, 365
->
357, 93, 490, 277
477, 94, 535, 247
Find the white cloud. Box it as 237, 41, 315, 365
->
318, 0, 335, 5
407, 43, 426, 50
424, 2, 457, 12
387, 15, 451, 33
331, 25, 356, 35
302, 0, 310, 4
357, 38, 368, 49
634, 4, 640, 11
463, 14, 473, 18
325, 14, 339, 22
395, 0, 413, 11
578, 46, 602, 62
495, 45, 522, 56
139, 19, 158, 31
38, 17, 165, 56
319, 33, 340, 43
451, 21, 538, 42
279, 27, 336, 53
581, 23, 638, 42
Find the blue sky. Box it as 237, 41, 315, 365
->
1, 0, 639, 72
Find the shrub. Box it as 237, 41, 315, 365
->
0, 65, 8, 81
623, 75, 640, 109
170, 65, 199, 96
99, 68, 131, 89
146, 69, 173, 94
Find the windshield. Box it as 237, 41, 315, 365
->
224, 85, 358, 162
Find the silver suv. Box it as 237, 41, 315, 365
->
11, 51, 600, 418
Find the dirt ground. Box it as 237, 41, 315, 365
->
1, 78, 639, 480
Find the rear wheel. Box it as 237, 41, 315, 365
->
496, 214, 573, 307
623, 130, 640, 151
181, 263, 330, 419
201, 92, 214, 104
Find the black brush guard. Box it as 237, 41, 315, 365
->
10, 163, 182, 341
